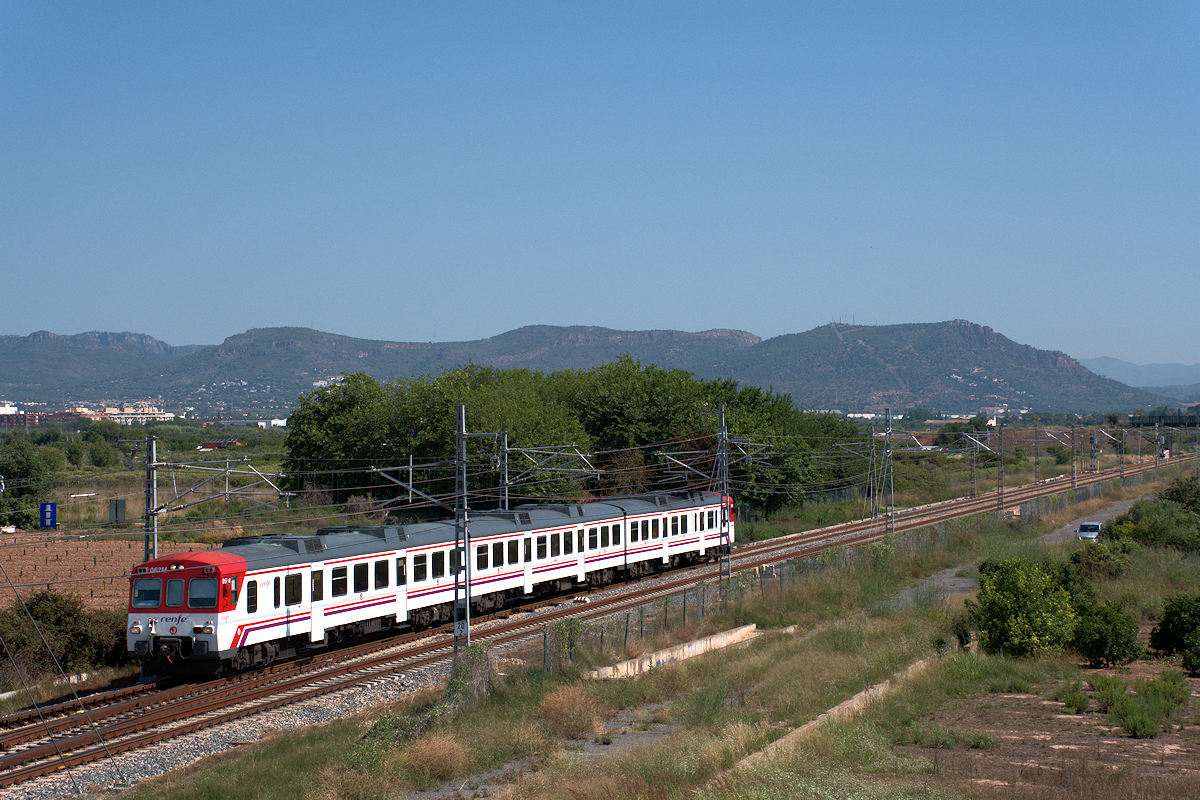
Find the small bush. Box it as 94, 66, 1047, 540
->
1088, 675, 1128, 712
1109, 697, 1160, 739
396, 732, 469, 784
1182, 629, 1200, 676
539, 685, 602, 739
1069, 541, 1132, 578
1107, 499, 1200, 552
968, 731, 998, 750
1054, 680, 1089, 714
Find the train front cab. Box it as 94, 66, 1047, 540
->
127, 550, 245, 674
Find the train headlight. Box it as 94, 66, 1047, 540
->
129, 622, 142, 635
193, 623, 214, 635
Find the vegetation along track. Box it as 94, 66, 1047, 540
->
0, 457, 1177, 790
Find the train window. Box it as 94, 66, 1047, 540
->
613, 524, 621, 546
671, 516, 679, 536
166, 578, 185, 608
550, 534, 560, 558
708, 510, 715, 528
536, 536, 547, 560
353, 563, 369, 593
508, 539, 519, 564
273, 577, 281, 608
412, 555, 427, 583
229, 576, 239, 606
375, 559, 389, 590
493, 541, 504, 566
524, 538, 531, 563
681, 515, 688, 534
396, 557, 407, 585
311, 571, 323, 602
577, 529, 584, 551
191, 577, 219, 609
247, 580, 258, 613
332, 566, 348, 596
589, 527, 598, 549
131, 577, 161, 608
450, 548, 461, 575
652, 519, 660, 539
477, 544, 489, 570
601, 526, 610, 548
432, 551, 445, 579
564, 532, 573, 555
284, 574, 302, 606
642, 519, 650, 540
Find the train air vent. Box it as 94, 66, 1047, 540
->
516, 512, 531, 526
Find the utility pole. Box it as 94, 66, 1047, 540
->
1090, 432, 1098, 473
716, 405, 732, 588
1071, 426, 1078, 489
453, 406, 472, 653
1155, 423, 1160, 468
997, 420, 1004, 514
451, 406, 506, 654
885, 408, 894, 535
1033, 424, 1039, 483
143, 435, 158, 563
970, 436, 978, 498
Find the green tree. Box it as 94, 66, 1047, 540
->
1160, 476, 1200, 517
1150, 593, 1200, 655
968, 558, 1079, 657
0, 431, 59, 528
1074, 604, 1141, 667
1107, 499, 1200, 552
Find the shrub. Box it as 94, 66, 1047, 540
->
1073, 604, 1142, 667
1088, 675, 1128, 712
539, 685, 602, 739
1150, 592, 1200, 655
1160, 476, 1200, 516
1107, 499, 1200, 552
1182, 629, 1200, 676
1069, 541, 1132, 578
1054, 680, 1089, 713
0, 592, 128, 683
396, 732, 469, 784
968, 558, 1078, 657
1109, 696, 1160, 739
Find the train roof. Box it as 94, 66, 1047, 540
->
214, 490, 722, 572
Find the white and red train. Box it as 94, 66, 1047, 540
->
127, 490, 734, 675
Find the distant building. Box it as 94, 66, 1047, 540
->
105, 404, 176, 425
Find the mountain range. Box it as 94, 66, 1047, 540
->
0, 321, 1176, 416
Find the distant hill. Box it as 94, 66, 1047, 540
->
699, 320, 1166, 413
0, 321, 1172, 415
1143, 383, 1200, 404
1080, 356, 1200, 388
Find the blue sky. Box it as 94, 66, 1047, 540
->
2, 3, 1196, 364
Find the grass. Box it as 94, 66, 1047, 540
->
107, 472, 1188, 800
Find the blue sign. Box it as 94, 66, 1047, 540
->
40, 502, 57, 529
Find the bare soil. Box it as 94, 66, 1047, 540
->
892, 662, 1200, 799
0, 532, 203, 608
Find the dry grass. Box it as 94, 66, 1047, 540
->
539, 685, 603, 739
392, 731, 470, 784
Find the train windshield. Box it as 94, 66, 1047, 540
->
131, 577, 161, 608
189, 577, 219, 609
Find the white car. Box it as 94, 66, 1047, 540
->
1076, 521, 1101, 542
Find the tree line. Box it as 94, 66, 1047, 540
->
282, 357, 864, 514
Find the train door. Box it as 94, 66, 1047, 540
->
394, 555, 408, 624
309, 566, 325, 643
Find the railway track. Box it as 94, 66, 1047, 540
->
0, 457, 1179, 792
